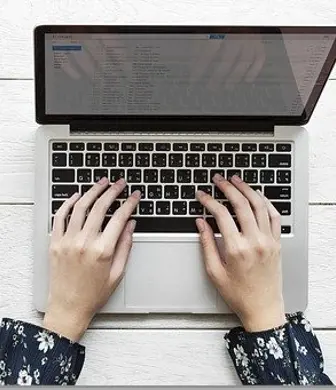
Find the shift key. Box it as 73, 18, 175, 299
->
264, 186, 291, 199
52, 185, 79, 198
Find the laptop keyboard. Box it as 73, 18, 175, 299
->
50, 141, 293, 234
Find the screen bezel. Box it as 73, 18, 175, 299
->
34, 25, 336, 125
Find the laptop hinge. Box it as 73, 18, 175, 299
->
70, 119, 274, 134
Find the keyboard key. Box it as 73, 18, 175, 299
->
235, 154, 250, 167
132, 217, 197, 233
198, 185, 213, 196
251, 185, 262, 192
164, 185, 179, 199
110, 169, 125, 182
269, 154, 291, 168
264, 186, 291, 200
130, 185, 145, 198
177, 169, 191, 183
152, 153, 166, 167
148, 185, 162, 199
104, 143, 119, 151
102, 153, 117, 167
93, 169, 108, 182
242, 143, 257, 152
260, 170, 275, 183
181, 185, 196, 199
139, 143, 153, 151
52, 153, 67, 167
219, 154, 233, 167
194, 170, 208, 183
119, 153, 133, 167
202, 154, 216, 167
52, 169, 75, 183
272, 202, 291, 215
252, 154, 267, 167
70, 142, 84, 151
81, 185, 93, 195
277, 170, 291, 184
185, 154, 200, 167
135, 153, 150, 167
107, 201, 121, 215
169, 153, 183, 167
243, 170, 258, 184
281, 226, 291, 234
86, 153, 100, 167
77, 169, 92, 183
69, 153, 83, 167
259, 143, 274, 152
144, 169, 158, 183
156, 201, 170, 215
52, 142, 67, 151
160, 169, 175, 183
214, 187, 225, 199
87, 142, 102, 151
206, 217, 220, 233
208, 143, 222, 151
119, 185, 129, 199
139, 201, 154, 215
52, 200, 63, 214
173, 143, 188, 151
127, 169, 142, 183
225, 143, 239, 151
227, 169, 242, 179
276, 143, 291, 152
190, 143, 205, 151
173, 201, 187, 215
189, 201, 204, 215
156, 143, 171, 151
210, 169, 225, 179
122, 143, 136, 151
52, 185, 79, 198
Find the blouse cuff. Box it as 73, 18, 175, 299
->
0, 317, 85, 385
224, 312, 329, 385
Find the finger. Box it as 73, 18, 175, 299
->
229, 175, 271, 234
225, 42, 255, 86
212, 174, 259, 236
51, 192, 80, 242
109, 219, 137, 289
82, 178, 127, 235
101, 191, 141, 253
66, 177, 109, 234
196, 218, 227, 283
257, 190, 281, 241
196, 191, 239, 240
245, 41, 266, 82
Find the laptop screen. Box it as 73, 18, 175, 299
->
35, 26, 336, 124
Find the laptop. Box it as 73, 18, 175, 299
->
33, 25, 336, 313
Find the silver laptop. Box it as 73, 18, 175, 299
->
33, 25, 336, 313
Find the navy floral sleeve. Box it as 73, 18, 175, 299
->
224, 312, 333, 385
0, 318, 85, 385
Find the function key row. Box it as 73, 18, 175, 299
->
52, 142, 292, 153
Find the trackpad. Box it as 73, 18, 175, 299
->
125, 241, 217, 311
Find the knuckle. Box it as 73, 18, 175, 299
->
49, 244, 60, 256
270, 210, 281, 222
73, 202, 87, 214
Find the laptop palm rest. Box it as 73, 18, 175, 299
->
124, 240, 217, 311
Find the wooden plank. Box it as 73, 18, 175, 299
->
1, 204, 336, 329
0, 0, 335, 79
78, 329, 336, 384
0, 80, 336, 203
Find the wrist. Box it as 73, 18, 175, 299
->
43, 307, 91, 342
240, 304, 286, 333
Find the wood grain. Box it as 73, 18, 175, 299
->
1, 204, 336, 328
0, 0, 335, 79
0, 80, 335, 203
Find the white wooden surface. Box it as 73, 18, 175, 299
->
1, 0, 336, 385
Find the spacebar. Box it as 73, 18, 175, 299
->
133, 217, 198, 233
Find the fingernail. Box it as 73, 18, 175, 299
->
71, 192, 80, 199
129, 219, 137, 233
231, 174, 243, 183
116, 178, 126, 185
213, 173, 225, 182
256, 189, 264, 198
196, 218, 205, 232
196, 190, 206, 198
98, 177, 108, 185
132, 190, 142, 198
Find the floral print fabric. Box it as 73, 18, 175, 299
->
224, 312, 333, 385
0, 318, 85, 385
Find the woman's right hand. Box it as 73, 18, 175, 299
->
43, 177, 140, 342
196, 174, 286, 332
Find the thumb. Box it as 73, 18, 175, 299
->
196, 218, 226, 283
